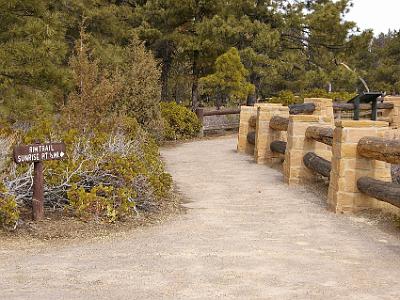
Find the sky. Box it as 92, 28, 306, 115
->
345, 0, 400, 34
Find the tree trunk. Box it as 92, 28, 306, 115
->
249, 116, 257, 128
357, 137, 400, 164
269, 116, 289, 131
303, 152, 332, 178
161, 58, 171, 102
191, 50, 200, 109
305, 126, 334, 146
357, 177, 400, 208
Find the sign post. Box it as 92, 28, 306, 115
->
13, 142, 66, 221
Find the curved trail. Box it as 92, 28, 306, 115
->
1, 136, 400, 299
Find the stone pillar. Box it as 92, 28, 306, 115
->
304, 98, 335, 125
382, 96, 400, 128
283, 115, 332, 185
328, 120, 391, 214
254, 104, 289, 165
237, 106, 259, 155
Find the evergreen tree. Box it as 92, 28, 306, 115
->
199, 48, 255, 107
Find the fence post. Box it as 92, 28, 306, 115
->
283, 115, 326, 185
237, 106, 258, 155
304, 98, 335, 125
254, 104, 289, 165
382, 96, 400, 128
328, 120, 391, 213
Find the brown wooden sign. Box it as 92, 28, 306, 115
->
13, 142, 66, 221
13, 143, 66, 164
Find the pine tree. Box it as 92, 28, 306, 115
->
199, 48, 255, 107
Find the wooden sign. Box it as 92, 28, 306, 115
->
13, 142, 66, 221
13, 143, 66, 164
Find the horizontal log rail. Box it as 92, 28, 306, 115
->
249, 116, 257, 128
333, 102, 394, 111
358, 137, 400, 164
203, 108, 241, 117
357, 177, 400, 208
270, 141, 287, 154
269, 116, 289, 131
247, 131, 256, 145
289, 103, 316, 115
303, 152, 332, 178
305, 126, 334, 146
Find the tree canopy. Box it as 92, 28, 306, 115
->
1, 0, 400, 117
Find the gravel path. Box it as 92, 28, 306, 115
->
1, 136, 400, 299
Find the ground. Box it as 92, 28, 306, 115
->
1, 135, 400, 299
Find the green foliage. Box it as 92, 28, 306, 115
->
302, 89, 356, 102
270, 91, 300, 106
161, 102, 202, 140
0, 183, 19, 229
116, 38, 163, 134
0, 0, 71, 121
3, 115, 172, 224
199, 48, 255, 106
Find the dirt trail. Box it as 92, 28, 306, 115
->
1, 136, 400, 299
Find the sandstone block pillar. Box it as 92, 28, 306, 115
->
382, 96, 400, 128
328, 120, 391, 214
283, 115, 331, 185
237, 106, 259, 155
304, 98, 335, 125
254, 104, 289, 165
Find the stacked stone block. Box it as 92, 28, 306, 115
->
254, 104, 289, 165
237, 105, 266, 155
304, 98, 335, 125
283, 115, 333, 185
327, 120, 392, 214
382, 96, 400, 128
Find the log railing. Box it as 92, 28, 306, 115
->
289, 103, 316, 115
270, 141, 287, 154
247, 131, 256, 145
305, 126, 334, 146
357, 177, 400, 208
356, 136, 400, 208
357, 137, 400, 164
333, 102, 394, 111
303, 152, 332, 178
269, 116, 289, 131
196, 108, 241, 133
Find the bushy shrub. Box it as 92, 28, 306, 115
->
1, 116, 172, 224
0, 185, 19, 229
270, 90, 301, 105
161, 102, 202, 140
302, 89, 356, 102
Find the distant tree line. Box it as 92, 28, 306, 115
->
1, 0, 400, 121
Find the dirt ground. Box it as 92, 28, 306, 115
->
1, 135, 400, 299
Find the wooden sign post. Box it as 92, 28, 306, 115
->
13, 142, 66, 221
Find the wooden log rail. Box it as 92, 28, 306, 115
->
357, 137, 400, 164
269, 116, 289, 131
355, 137, 400, 208
249, 116, 257, 128
357, 177, 400, 208
289, 103, 316, 115
247, 131, 256, 145
270, 141, 287, 154
305, 126, 334, 146
333, 102, 394, 111
303, 152, 332, 178
202, 108, 241, 116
